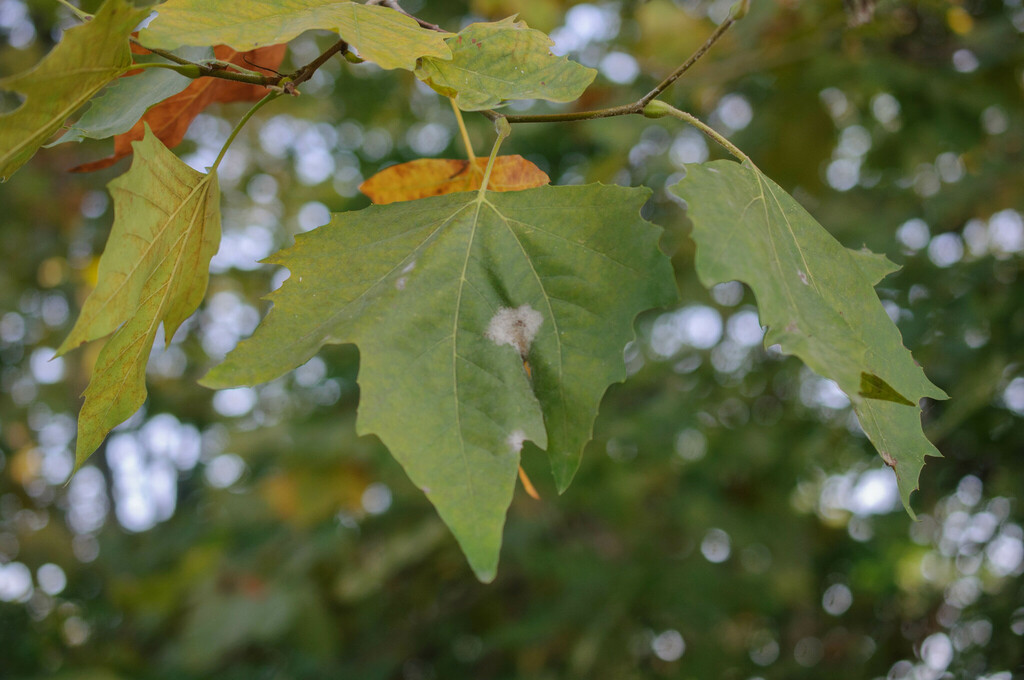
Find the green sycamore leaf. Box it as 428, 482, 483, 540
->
138, 0, 451, 72
0, 0, 147, 181
58, 128, 220, 465
670, 160, 948, 513
49, 47, 213, 146
415, 17, 597, 111
202, 184, 677, 580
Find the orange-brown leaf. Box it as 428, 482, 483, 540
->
72, 44, 285, 172
359, 155, 550, 204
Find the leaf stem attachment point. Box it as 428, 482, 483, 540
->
55, 0, 90, 22
731, 0, 751, 20
478, 118, 510, 195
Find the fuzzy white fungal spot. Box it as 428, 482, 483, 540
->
507, 430, 527, 453
395, 276, 407, 290
797, 270, 809, 285
485, 304, 543, 358
401, 260, 417, 274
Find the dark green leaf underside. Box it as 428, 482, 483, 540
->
670, 160, 946, 513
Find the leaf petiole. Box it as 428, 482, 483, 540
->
450, 98, 476, 164
128, 62, 204, 78
477, 117, 511, 195
211, 90, 281, 172
644, 101, 754, 168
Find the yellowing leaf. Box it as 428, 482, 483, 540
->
59, 128, 220, 464
202, 185, 677, 580
670, 161, 947, 512
0, 0, 147, 181
139, 0, 451, 71
359, 155, 549, 204
415, 18, 597, 111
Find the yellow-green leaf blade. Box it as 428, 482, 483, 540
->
0, 0, 147, 181
139, 0, 451, 71
64, 129, 220, 465
202, 185, 676, 580
415, 18, 597, 111
670, 160, 947, 512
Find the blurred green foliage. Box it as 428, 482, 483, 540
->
1, 0, 1023, 678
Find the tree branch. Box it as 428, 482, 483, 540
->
290, 38, 349, 87
637, 9, 740, 108
128, 59, 275, 86
129, 36, 352, 92
129, 38, 278, 86
485, 3, 743, 125
365, 0, 447, 33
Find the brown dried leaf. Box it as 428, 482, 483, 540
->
72, 44, 285, 172
359, 155, 550, 204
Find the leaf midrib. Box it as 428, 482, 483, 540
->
91, 175, 211, 434
285, 200, 474, 355
480, 198, 567, 454
70, 166, 214, 347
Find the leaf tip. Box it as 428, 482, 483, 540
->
197, 369, 227, 390
473, 566, 498, 584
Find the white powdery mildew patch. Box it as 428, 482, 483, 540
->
395, 260, 417, 290
484, 304, 543, 358
507, 430, 527, 453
